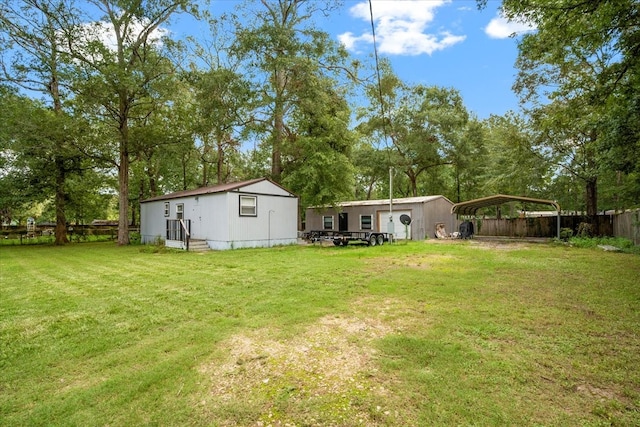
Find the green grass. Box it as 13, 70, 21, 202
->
1, 241, 639, 426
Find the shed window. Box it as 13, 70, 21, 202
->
323, 216, 334, 230
164, 202, 170, 217
176, 203, 184, 220
240, 195, 257, 216
360, 215, 372, 230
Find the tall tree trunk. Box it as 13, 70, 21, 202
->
586, 177, 597, 218
217, 141, 224, 184
406, 169, 418, 197
51, 72, 69, 245
272, 68, 286, 181
118, 114, 130, 245
455, 165, 461, 203
54, 157, 69, 245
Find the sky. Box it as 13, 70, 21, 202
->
334, 0, 535, 119
177, 0, 536, 120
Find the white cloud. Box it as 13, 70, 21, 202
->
87, 19, 169, 51
485, 15, 536, 39
339, 0, 465, 56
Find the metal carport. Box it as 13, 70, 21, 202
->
451, 195, 561, 239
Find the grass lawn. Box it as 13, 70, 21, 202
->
1, 240, 639, 426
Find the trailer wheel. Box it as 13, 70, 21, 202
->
333, 239, 341, 246
377, 234, 384, 246
369, 235, 377, 246
341, 240, 349, 246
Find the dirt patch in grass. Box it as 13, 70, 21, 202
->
197, 298, 416, 426
364, 253, 458, 272
424, 237, 536, 251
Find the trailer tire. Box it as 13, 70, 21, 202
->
333, 239, 341, 246
377, 234, 384, 245
369, 235, 377, 246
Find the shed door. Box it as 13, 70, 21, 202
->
339, 213, 348, 232
377, 210, 411, 239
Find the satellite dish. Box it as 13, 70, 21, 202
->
399, 214, 412, 225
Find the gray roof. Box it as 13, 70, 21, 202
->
322, 195, 451, 208
141, 177, 288, 203
451, 194, 560, 216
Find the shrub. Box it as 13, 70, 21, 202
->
560, 227, 573, 241
569, 236, 639, 254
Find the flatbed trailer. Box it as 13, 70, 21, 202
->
304, 230, 391, 246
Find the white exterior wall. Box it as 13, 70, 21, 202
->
212, 191, 298, 250
140, 200, 168, 244
191, 193, 229, 243
376, 209, 412, 239
140, 180, 298, 250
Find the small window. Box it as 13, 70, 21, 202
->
323, 216, 334, 230
360, 215, 372, 230
176, 203, 184, 220
164, 202, 170, 217
240, 195, 257, 216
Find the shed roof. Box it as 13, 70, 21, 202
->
451, 194, 560, 216
140, 177, 289, 203
311, 195, 451, 209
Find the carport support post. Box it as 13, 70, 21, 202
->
557, 210, 561, 240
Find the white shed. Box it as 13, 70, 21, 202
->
140, 178, 299, 250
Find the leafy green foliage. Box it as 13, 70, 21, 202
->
569, 236, 639, 254
358, 65, 469, 197
499, 0, 640, 213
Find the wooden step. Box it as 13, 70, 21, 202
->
188, 239, 210, 252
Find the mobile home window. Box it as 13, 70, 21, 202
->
360, 215, 372, 230
176, 203, 184, 220
323, 216, 334, 230
164, 202, 170, 217
239, 195, 257, 216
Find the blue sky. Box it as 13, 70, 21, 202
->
187, 0, 536, 120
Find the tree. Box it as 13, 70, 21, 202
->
482, 112, 551, 199
358, 69, 469, 197
0, 0, 84, 244
0, 89, 95, 229
185, 16, 254, 187
493, 0, 640, 213
448, 117, 488, 203
188, 67, 252, 185
352, 138, 391, 200
280, 74, 356, 211
62, 0, 194, 244
232, 0, 349, 182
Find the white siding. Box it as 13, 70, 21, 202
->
240, 180, 293, 197
377, 210, 412, 239
140, 200, 169, 243
141, 180, 298, 250
223, 192, 298, 250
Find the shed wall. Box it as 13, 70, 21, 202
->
305, 196, 457, 241
141, 182, 298, 249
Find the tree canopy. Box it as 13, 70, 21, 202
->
1, 0, 638, 243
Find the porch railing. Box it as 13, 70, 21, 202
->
166, 219, 191, 250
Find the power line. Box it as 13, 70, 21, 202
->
368, 0, 392, 152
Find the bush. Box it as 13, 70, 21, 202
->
560, 228, 573, 241
129, 232, 141, 245
569, 236, 639, 254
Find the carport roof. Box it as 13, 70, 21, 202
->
451, 195, 560, 216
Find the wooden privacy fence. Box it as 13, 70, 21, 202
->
476, 211, 639, 244
613, 210, 640, 245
